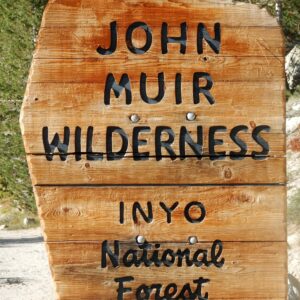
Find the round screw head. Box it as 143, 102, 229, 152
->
188, 236, 198, 245
186, 112, 196, 121
130, 114, 140, 123
136, 235, 146, 244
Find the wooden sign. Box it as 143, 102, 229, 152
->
20, 0, 287, 299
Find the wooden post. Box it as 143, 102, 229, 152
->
20, 0, 286, 299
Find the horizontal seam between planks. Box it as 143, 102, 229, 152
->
27, 79, 285, 84
39, 25, 282, 29
33, 54, 284, 58
45, 240, 287, 244
26, 153, 285, 157
34, 183, 287, 187
32, 56, 284, 60
25, 80, 286, 84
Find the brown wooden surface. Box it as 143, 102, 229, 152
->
23, 81, 285, 112
41, 0, 279, 28
21, 0, 287, 299
47, 241, 286, 299
21, 80, 285, 156
28, 57, 283, 83
23, 130, 285, 157
35, 186, 286, 242
28, 156, 286, 185
35, 27, 284, 59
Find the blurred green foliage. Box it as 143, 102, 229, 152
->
289, 190, 300, 225
236, 0, 300, 48
0, 0, 47, 215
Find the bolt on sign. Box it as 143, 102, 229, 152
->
20, 0, 287, 299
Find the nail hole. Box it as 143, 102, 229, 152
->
186, 112, 196, 121
136, 235, 145, 244
188, 236, 198, 245
130, 114, 140, 123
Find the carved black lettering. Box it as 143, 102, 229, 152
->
86, 126, 104, 161
123, 249, 138, 267
133, 126, 151, 160
126, 22, 152, 54
150, 244, 163, 267
177, 283, 195, 299
132, 202, 153, 224
180, 126, 203, 160
252, 125, 270, 160
101, 240, 119, 268
193, 72, 215, 105
114, 276, 134, 300
209, 126, 227, 160
75, 126, 81, 161
164, 283, 178, 298
184, 201, 206, 224
162, 249, 176, 267
176, 249, 193, 267
211, 239, 225, 268
155, 126, 177, 161
97, 21, 117, 55
161, 22, 187, 54
230, 125, 248, 160
140, 72, 165, 104
159, 202, 179, 223
193, 277, 210, 300
120, 201, 125, 224
193, 249, 209, 267
198, 23, 221, 54
150, 284, 163, 300
106, 127, 128, 160
136, 284, 151, 300
104, 73, 132, 105
175, 73, 182, 104
139, 242, 153, 267
42, 126, 70, 161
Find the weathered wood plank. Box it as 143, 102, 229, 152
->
28, 57, 283, 83
23, 81, 285, 109
46, 241, 287, 299
35, 186, 286, 242
21, 1, 287, 299
35, 26, 284, 59
27, 156, 286, 185
21, 81, 285, 155
41, 0, 279, 28
22, 129, 285, 157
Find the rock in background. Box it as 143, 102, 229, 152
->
286, 45, 300, 91
286, 44, 300, 299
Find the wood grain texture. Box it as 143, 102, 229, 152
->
28, 57, 283, 83
21, 0, 287, 298
28, 156, 286, 185
35, 27, 284, 59
21, 80, 285, 155
35, 186, 286, 242
23, 81, 285, 110
23, 128, 285, 157
42, 0, 279, 28
46, 241, 286, 299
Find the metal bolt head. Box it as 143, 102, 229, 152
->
188, 236, 198, 245
136, 235, 145, 244
186, 112, 196, 121
130, 114, 140, 123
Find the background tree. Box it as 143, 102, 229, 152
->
236, 0, 299, 50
